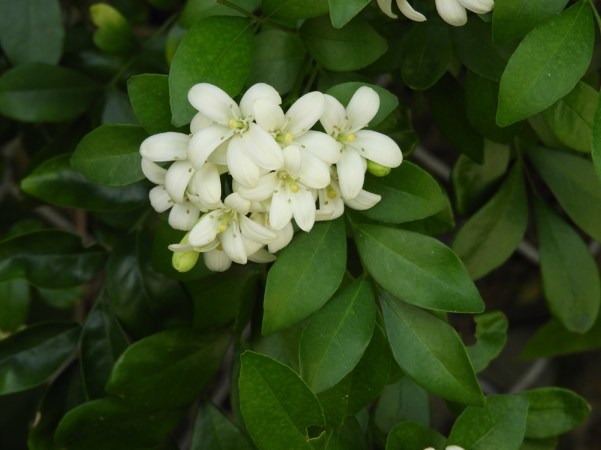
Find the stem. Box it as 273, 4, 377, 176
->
589, 0, 601, 32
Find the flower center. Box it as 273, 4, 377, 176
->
275, 131, 294, 145
217, 210, 233, 233
338, 133, 356, 144
228, 118, 249, 133
278, 171, 300, 193
326, 184, 337, 199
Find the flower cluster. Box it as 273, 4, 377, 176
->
377, 0, 494, 26
140, 83, 402, 272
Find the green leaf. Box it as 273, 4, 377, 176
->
0, 64, 99, 122
101, 88, 137, 125
0, 323, 79, 394
521, 387, 590, 439
21, 154, 148, 212
374, 377, 430, 435
313, 416, 367, 450
527, 146, 601, 242
540, 81, 598, 153
452, 163, 528, 280
354, 223, 484, 313
0, 279, 30, 332
380, 292, 484, 406
385, 421, 446, 450
300, 16, 387, 72
466, 311, 508, 373
71, 124, 148, 187
492, 0, 569, 43
90, 3, 137, 55
37, 285, 84, 310
179, 0, 260, 28
534, 198, 600, 333
128, 74, 180, 134
263, 219, 346, 334
361, 163, 447, 224
496, 2, 594, 126
520, 438, 559, 450
0, 0, 64, 66
522, 318, 601, 358
106, 329, 228, 409
169, 16, 254, 126
448, 394, 528, 450
247, 29, 306, 95
299, 277, 376, 393
328, 0, 370, 28
262, 0, 329, 19
593, 87, 601, 185
326, 82, 398, 127
80, 297, 129, 400
400, 21, 451, 90
239, 351, 325, 450
0, 230, 106, 289
191, 402, 254, 450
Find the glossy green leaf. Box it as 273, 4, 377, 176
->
535, 198, 600, 333
453, 163, 528, 280
253, 323, 305, 372
128, 74, 179, 134
0, 64, 99, 122
263, 219, 346, 334
541, 81, 598, 153
0, 230, 106, 289
0, 279, 30, 332
0, 0, 64, 66
191, 402, 253, 450
496, 2, 594, 126
299, 277, 376, 393
362, 163, 447, 224
179, 0, 260, 27
328, 0, 369, 28
71, 124, 148, 187
326, 82, 398, 127
448, 395, 528, 450
90, 3, 137, 55
374, 377, 430, 435
313, 416, 366, 450
239, 351, 325, 450
169, 16, 254, 126
380, 292, 484, 405
300, 16, 387, 72
466, 311, 508, 373
247, 29, 306, 95
492, 0, 569, 43
385, 421, 446, 450
106, 329, 228, 409
522, 318, 601, 358
21, 154, 148, 212
354, 223, 484, 313
400, 21, 451, 90
0, 323, 79, 394
527, 146, 601, 242
37, 285, 84, 310
262, 0, 329, 19
521, 387, 590, 439
80, 297, 129, 399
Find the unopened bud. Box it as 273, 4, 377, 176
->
172, 250, 199, 272
367, 160, 391, 177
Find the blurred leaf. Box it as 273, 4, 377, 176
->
253, 323, 304, 371
37, 285, 84, 310
300, 16, 387, 72
354, 223, 484, 313
0, 323, 79, 394
90, 3, 137, 55
385, 421, 446, 450
179, 0, 260, 27
466, 311, 508, 373
448, 395, 529, 449
101, 88, 137, 125
534, 198, 600, 333
191, 402, 253, 450
313, 416, 367, 450
71, 124, 148, 187
106, 329, 228, 409
374, 377, 430, 435
169, 16, 254, 126
262, 0, 329, 19
328, 0, 369, 28
263, 219, 346, 334
0, 230, 106, 289
520, 438, 559, 450
522, 318, 601, 358
299, 277, 376, 393
521, 387, 590, 439
492, 0, 569, 43
380, 292, 484, 406
0, 0, 64, 66
239, 351, 325, 450
452, 163, 528, 280
21, 154, 149, 212
0, 279, 30, 332
128, 74, 181, 134
0, 64, 99, 122
0, 387, 46, 450
326, 82, 398, 127
497, 2, 594, 126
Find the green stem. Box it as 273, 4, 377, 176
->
589, 0, 601, 33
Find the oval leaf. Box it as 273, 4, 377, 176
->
191, 402, 253, 450
492, 0, 569, 43
385, 421, 446, 450
128, 74, 181, 134
466, 311, 508, 373
262, 0, 329, 19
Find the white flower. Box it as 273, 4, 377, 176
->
435, 0, 493, 26
376, 0, 426, 22
320, 86, 402, 200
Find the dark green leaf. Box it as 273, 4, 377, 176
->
101, 88, 137, 125
71, 124, 148, 187
354, 223, 484, 313
522, 318, 601, 358
191, 402, 254, 450
179, 0, 260, 28
169, 16, 254, 126
385, 421, 446, 450
520, 438, 559, 450
239, 351, 325, 450
374, 377, 430, 435
263, 219, 346, 334
593, 86, 601, 184
0, 387, 46, 450
466, 311, 508, 373
0, 279, 30, 332
263, 0, 329, 19
326, 82, 398, 127
496, 2, 594, 126
380, 292, 484, 406
128, 74, 181, 134
0, 323, 79, 394
37, 285, 84, 310
492, 0, 569, 43
328, 0, 370, 28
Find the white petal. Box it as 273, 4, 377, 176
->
141, 158, 166, 185
268, 221, 294, 253
188, 126, 233, 169
140, 132, 189, 162
190, 112, 214, 134
221, 221, 247, 264
295, 131, 341, 165
320, 95, 347, 136
396, 0, 427, 22
298, 153, 330, 189
248, 247, 277, 263
169, 202, 200, 231
188, 211, 222, 246
376, 0, 397, 18
269, 188, 293, 230
242, 123, 284, 170
346, 86, 380, 132
316, 186, 344, 221
351, 130, 403, 168
458, 0, 493, 13
285, 91, 325, 136
283, 145, 302, 174
253, 99, 286, 132
435, 0, 467, 26
168, 242, 194, 252
227, 136, 261, 187
337, 147, 366, 200
236, 173, 278, 201
208, 141, 229, 166
149, 185, 172, 212
291, 188, 316, 232
165, 160, 195, 203
239, 83, 281, 118
224, 192, 250, 214
345, 189, 381, 210
203, 249, 232, 272
188, 83, 239, 125
240, 215, 277, 244
192, 162, 221, 205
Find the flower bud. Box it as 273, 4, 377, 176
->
367, 160, 391, 177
